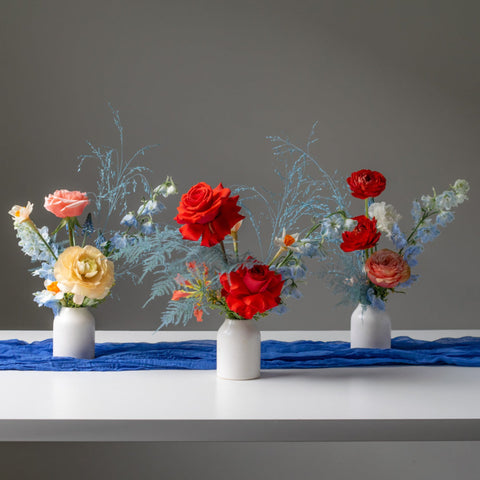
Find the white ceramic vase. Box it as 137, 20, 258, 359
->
216, 318, 261, 380
53, 307, 96, 359
350, 303, 391, 349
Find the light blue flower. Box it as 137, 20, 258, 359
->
403, 245, 423, 267
138, 200, 165, 216
141, 221, 156, 235
416, 224, 440, 244
391, 224, 407, 250
33, 290, 61, 316
421, 195, 436, 210
411, 201, 422, 223
321, 215, 345, 241
32, 261, 56, 281
110, 233, 129, 250
282, 284, 303, 299
120, 212, 138, 229
275, 266, 294, 281
290, 264, 307, 280
15, 223, 57, 263
296, 241, 322, 258
272, 304, 288, 315
436, 191, 458, 211
366, 288, 386, 311
436, 211, 455, 227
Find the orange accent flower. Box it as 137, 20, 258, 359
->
274, 228, 300, 250
46, 281, 61, 294
284, 234, 296, 247
194, 306, 203, 322
172, 290, 191, 300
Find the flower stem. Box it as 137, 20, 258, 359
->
67, 218, 76, 247
404, 210, 437, 248
219, 241, 228, 264
365, 198, 369, 218
231, 232, 239, 262
26, 220, 58, 260
269, 247, 286, 266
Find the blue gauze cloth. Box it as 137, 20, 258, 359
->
1, 336, 480, 371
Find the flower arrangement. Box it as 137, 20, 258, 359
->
9, 106, 177, 317
9, 190, 114, 313
320, 169, 470, 309
120, 128, 344, 327
170, 181, 289, 321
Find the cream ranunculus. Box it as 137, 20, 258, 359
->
54, 245, 114, 305
368, 202, 401, 237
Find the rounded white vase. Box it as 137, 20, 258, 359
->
216, 318, 261, 380
53, 307, 95, 359
350, 303, 391, 349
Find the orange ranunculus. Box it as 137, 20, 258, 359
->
365, 249, 411, 289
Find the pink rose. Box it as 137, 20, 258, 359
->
44, 190, 89, 218
365, 249, 411, 289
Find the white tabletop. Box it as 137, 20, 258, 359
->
1, 330, 479, 442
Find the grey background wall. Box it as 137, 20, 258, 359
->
1, 0, 479, 332
1, 1, 480, 479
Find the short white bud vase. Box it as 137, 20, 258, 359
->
350, 303, 391, 349
53, 307, 95, 359
216, 318, 261, 380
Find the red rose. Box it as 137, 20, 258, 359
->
175, 182, 245, 247
219, 263, 284, 319
347, 169, 386, 199
340, 215, 381, 252
365, 249, 411, 288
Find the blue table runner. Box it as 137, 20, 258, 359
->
1, 336, 480, 371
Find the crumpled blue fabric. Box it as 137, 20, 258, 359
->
1, 336, 480, 371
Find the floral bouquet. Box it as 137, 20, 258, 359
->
313, 168, 470, 348
339, 170, 469, 309
8, 106, 177, 357
171, 181, 288, 322
118, 141, 338, 377
169, 179, 330, 379
9, 189, 116, 314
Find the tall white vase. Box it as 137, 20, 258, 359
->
350, 303, 391, 349
53, 307, 95, 359
216, 318, 261, 380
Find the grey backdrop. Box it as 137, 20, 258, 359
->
2, 0, 479, 332
1, 1, 480, 479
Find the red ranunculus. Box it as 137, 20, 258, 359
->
365, 249, 411, 288
219, 263, 284, 319
340, 215, 381, 252
175, 182, 245, 247
347, 169, 386, 199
